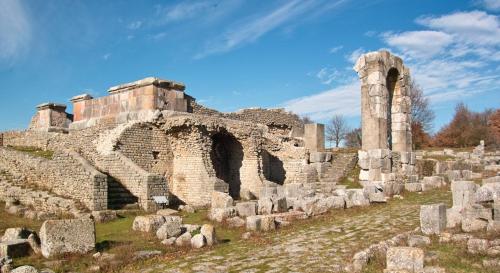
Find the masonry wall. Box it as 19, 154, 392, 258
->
0, 148, 107, 210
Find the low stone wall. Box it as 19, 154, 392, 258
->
1, 131, 54, 150
0, 147, 107, 210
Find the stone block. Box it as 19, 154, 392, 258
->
420, 203, 446, 235
446, 208, 462, 228
91, 210, 118, 223
421, 176, 444, 191
386, 247, 424, 272
191, 234, 206, 249
236, 202, 257, 217
494, 203, 500, 221
200, 224, 216, 246
309, 152, 327, 163
467, 238, 489, 254
347, 189, 370, 207
405, 183, 422, 192
486, 220, 500, 234
208, 207, 236, 222
246, 216, 262, 231
0, 240, 31, 258
408, 235, 431, 248
463, 204, 492, 221
369, 192, 386, 203
10, 266, 38, 273
175, 232, 192, 247
132, 215, 166, 233
271, 196, 287, 213
358, 150, 369, 169
451, 181, 478, 209
156, 220, 182, 240
226, 217, 246, 228
359, 169, 369, 181
39, 218, 95, 258
284, 183, 303, 198
258, 198, 273, 215
462, 217, 488, 233
260, 216, 276, 231
475, 182, 500, 203
211, 191, 234, 208
1, 228, 32, 242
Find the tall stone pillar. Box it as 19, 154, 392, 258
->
304, 123, 325, 152
354, 50, 413, 184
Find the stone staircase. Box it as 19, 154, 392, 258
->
304, 153, 358, 193
106, 176, 139, 209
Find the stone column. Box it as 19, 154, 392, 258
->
70, 94, 93, 122
304, 123, 325, 152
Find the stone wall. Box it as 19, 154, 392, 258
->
191, 101, 304, 136
70, 77, 193, 130
0, 147, 107, 210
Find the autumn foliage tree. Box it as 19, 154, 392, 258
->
433, 103, 496, 148
409, 80, 434, 149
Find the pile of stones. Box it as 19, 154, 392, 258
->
132, 214, 216, 249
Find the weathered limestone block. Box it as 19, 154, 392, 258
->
260, 186, 278, 198
10, 266, 38, 273
156, 219, 182, 240
463, 204, 492, 221
467, 238, 489, 254
451, 181, 478, 209
271, 196, 287, 213
226, 217, 245, 228
39, 218, 95, 258
309, 152, 331, 163
405, 183, 422, 192
421, 176, 444, 192
260, 216, 276, 231
0, 240, 31, 258
369, 192, 387, 203
200, 224, 216, 246
420, 204, 446, 235
347, 189, 370, 207
211, 191, 234, 208
209, 207, 237, 222
487, 220, 500, 234
284, 183, 304, 199
190, 234, 206, 249
1, 228, 33, 242
386, 247, 424, 272
175, 232, 192, 247
258, 198, 273, 215
358, 150, 369, 170
246, 215, 262, 231
132, 215, 166, 233
408, 235, 431, 248
494, 203, 500, 221
446, 208, 462, 228
236, 202, 257, 217
475, 182, 500, 203
91, 210, 117, 223
462, 217, 488, 232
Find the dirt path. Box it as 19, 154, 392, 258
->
133, 190, 451, 273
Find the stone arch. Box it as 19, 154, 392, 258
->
386, 67, 400, 151
209, 130, 244, 199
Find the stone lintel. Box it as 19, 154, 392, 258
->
36, 102, 67, 111
108, 77, 186, 94
70, 94, 94, 103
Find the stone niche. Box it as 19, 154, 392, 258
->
304, 123, 325, 152
29, 102, 72, 132
354, 50, 414, 183
70, 77, 194, 129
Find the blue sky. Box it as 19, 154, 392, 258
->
0, 0, 499, 132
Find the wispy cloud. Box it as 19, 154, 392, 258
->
345, 47, 365, 63
383, 31, 453, 59
127, 21, 142, 30
282, 80, 360, 120
155, 0, 243, 26
195, 0, 348, 59
0, 0, 31, 64
329, 45, 343, 54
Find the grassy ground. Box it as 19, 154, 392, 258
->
362, 236, 498, 273
6, 146, 54, 159
3, 188, 454, 273
337, 164, 362, 189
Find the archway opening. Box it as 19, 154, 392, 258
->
386, 68, 400, 150
262, 150, 286, 184
210, 131, 244, 199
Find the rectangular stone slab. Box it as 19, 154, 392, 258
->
39, 218, 95, 258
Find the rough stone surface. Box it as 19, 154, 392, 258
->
467, 238, 489, 254
235, 202, 257, 217
132, 215, 166, 233
190, 234, 206, 249
386, 247, 424, 272
10, 266, 38, 273
211, 192, 234, 209
39, 218, 96, 258
156, 220, 182, 240
175, 232, 192, 247
420, 203, 446, 235
200, 224, 216, 246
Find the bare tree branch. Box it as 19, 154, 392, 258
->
326, 114, 350, 147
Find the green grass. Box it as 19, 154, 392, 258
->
0, 202, 43, 236
7, 145, 54, 159
338, 165, 362, 189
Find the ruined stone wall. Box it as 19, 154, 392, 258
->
0, 147, 107, 210
190, 101, 304, 136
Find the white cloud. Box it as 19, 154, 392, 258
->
195, 0, 347, 59
282, 80, 360, 120
0, 0, 31, 63
156, 0, 243, 26
346, 47, 365, 64
383, 30, 453, 59
329, 45, 343, 53
127, 21, 142, 30
478, 0, 500, 11
417, 11, 500, 46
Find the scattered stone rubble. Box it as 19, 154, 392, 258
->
132, 213, 216, 249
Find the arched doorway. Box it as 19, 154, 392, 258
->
210, 131, 244, 199
386, 68, 400, 151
